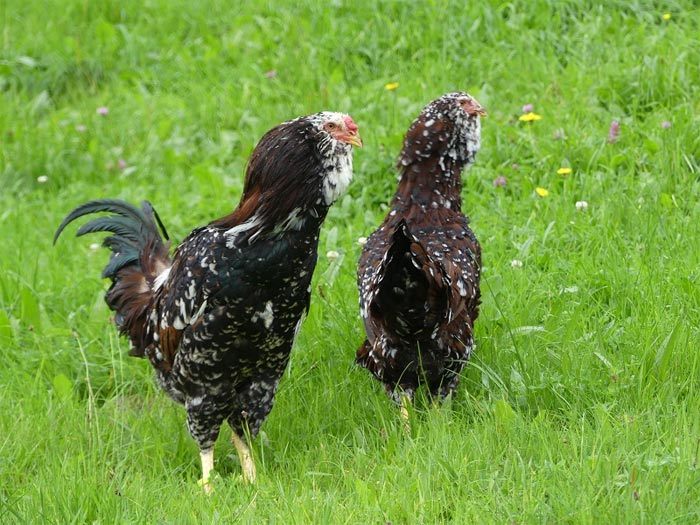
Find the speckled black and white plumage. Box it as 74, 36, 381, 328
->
357, 92, 484, 404
54, 111, 361, 484
151, 222, 323, 448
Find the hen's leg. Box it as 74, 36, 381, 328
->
387, 385, 414, 434
399, 393, 412, 434
437, 359, 464, 401
231, 431, 257, 484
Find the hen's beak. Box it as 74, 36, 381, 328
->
463, 99, 487, 118
470, 105, 487, 118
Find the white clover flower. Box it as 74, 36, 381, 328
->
326, 250, 340, 261
37, 175, 48, 183
575, 200, 589, 211
511, 259, 523, 268
357, 237, 368, 246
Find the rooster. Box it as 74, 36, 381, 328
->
356, 92, 484, 423
54, 112, 362, 489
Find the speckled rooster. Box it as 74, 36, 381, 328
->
356, 92, 484, 420
54, 112, 361, 489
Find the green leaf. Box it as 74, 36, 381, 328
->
644, 139, 660, 154
0, 309, 13, 341
20, 285, 41, 330
654, 323, 680, 380
610, 153, 629, 169
494, 398, 516, 429
52, 374, 74, 401
659, 193, 677, 209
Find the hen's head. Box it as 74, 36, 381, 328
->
397, 92, 486, 172
218, 112, 361, 241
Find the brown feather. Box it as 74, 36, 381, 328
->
210, 186, 262, 229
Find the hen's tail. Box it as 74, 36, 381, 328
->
367, 220, 448, 341
54, 199, 172, 355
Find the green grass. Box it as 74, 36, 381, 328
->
2, 0, 700, 522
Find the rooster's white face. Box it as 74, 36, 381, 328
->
308, 112, 363, 205
310, 112, 363, 148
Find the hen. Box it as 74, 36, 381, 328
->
54, 112, 361, 488
357, 92, 484, 420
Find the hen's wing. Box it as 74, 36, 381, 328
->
423, 216, 481, 325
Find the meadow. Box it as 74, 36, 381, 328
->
1, 0, 700, 523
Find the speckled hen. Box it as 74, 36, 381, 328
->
357, 92, 484, 416
54, 112, 361, 488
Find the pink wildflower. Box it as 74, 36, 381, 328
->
493, 175, 507, 187
607, 120, 620, 143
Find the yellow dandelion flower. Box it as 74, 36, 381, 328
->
536, 187, 549, 197
557, 167, 572, 175
519, 112, 542, 122
662, 13, 671, 20
384, 82, 399, 91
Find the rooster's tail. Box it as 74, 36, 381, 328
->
54, 199, 171, 355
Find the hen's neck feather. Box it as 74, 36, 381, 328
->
392, 155, 467, 217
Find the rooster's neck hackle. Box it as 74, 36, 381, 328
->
211, 113, 355, 245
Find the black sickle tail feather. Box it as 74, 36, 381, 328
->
54, 199, 172, 355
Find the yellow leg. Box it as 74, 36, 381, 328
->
400, 393, 412, 435
198, 449, 215, 494
232, 431, 257, 484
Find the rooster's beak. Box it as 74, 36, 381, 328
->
343, 132, 363, 148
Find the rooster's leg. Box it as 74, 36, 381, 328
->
231, 431, 256, 483
198, 449, 215, 493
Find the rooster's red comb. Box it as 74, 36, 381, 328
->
344, 115, 359, 133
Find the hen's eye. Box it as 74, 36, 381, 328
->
325, 122, 338, 131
